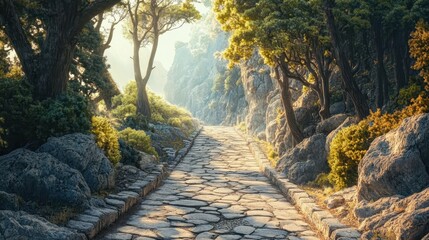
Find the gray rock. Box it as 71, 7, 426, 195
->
183, 213, 220, 223
325, 117, 358, 153
170, 200, 208, 207
316, 114, 349, 134
356, 188, 429, 240
196, 232, 217, 240
0, 149, 90, 206
276, 134, 328, 184
233, 226, 255, 235
325, 196, 345, 209
241, 52, 274, 135
0, 210, 85, 240
38, 133, 115, 192
357, 114, 429, 202
330, 102, 346, 115
0, 191, 20, 211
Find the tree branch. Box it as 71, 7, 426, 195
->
0, 0, 35, 77
75, 0, 121, 37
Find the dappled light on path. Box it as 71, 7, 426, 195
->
99, 127, 319, 239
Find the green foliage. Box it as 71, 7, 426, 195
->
91, 116, 121, 165
327, 100, 429, 190
112, 82, 197, 134
0, 78, 91, 153
33, 94, 92, 142
397, 83, 423, 106
410, 20, 429, 91
328, 122, 370, 190
118, 128, 158, 157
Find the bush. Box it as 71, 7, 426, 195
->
397, 83, 423, 106
112, 82, 197, 134
327, 122, 370, 189
327, 100, 429, 190
0, 78, 91, 154
91, 116, 121, 165
118, 127, 158, 157
33, 93, 91, 142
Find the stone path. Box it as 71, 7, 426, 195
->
99, 127, 319, 240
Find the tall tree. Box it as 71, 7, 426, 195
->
125, 0, 200, 118
323, 0, 370, 119
0, 0, 121, 99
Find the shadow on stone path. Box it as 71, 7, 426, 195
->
97, 126, 320, 240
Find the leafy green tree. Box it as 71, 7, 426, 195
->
125, 0, 200, 118
0, 0, 121, 99
215, 0, 335, 143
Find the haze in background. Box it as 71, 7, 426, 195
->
105, 3, 209, 96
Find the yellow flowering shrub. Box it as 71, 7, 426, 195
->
91, 116, 121, 165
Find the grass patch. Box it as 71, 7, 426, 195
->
257, 140, 279, 167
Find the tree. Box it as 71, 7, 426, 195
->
125, 0, 200, 118
215, 0, 339, 143
323, 0, 370, 119
70, 22, 121, 110
0, 0, 121, 99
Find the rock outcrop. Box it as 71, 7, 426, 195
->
355, 189, 429, 240
165, 15, 248, 126
0, 191, 20, 211
354, 113, 429, 239
0, 210, 85, 240
357, 114, 429, 202
240, 54, 274, 136
316, 114, 349, 135
276, 134, 328, 184
325, 117, 358, 153
38, 133, 115, 193
0, 149, 90, 207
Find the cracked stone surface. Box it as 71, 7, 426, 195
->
99, 127, 319, 240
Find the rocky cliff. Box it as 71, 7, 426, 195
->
166, 12, 277, 136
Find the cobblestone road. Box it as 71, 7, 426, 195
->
101, 127, 319, 240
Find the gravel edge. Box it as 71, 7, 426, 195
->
236, 129, 361, 240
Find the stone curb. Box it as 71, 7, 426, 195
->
66, 127, 203, 239
236, 129, 361, 240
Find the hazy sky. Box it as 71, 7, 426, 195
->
105, 4, 208, 93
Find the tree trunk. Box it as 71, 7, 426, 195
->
275, 64, 304, 145
132, 37, 151, 118
37, 40, 75, 99
323, 0, 370, 120
372, 18, 388, 108
393, 30, 407, 91
0, 0, 120, 99
319, 78, 331, 120
314, 46, 331, 120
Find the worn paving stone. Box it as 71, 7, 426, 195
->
99, 127, 317, 239
233, 226, 255, 235
184, 213, 221, 223
156, 228, 194, 238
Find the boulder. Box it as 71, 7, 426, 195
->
316, 114, 349, 134
38, 133, 115, 192
0, 149, 90, 207
325, 117, 358, 153
0, 210, 85, 240
355, 188, 429, 240
357, 114, 429, 202
276, 134, 328, 184
0, 191, 20, 211
330, 102, 346, 115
